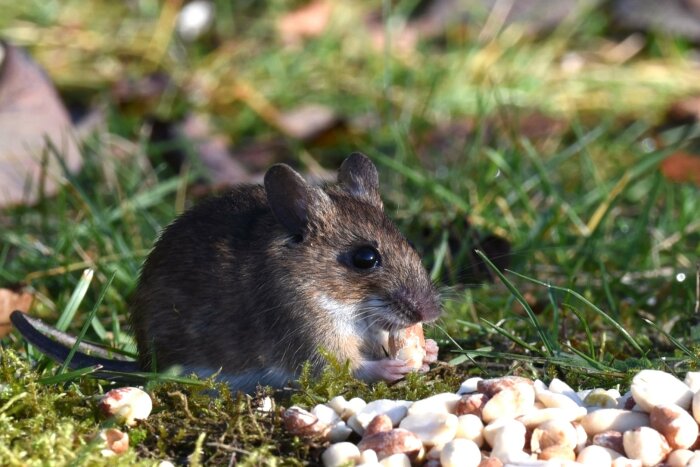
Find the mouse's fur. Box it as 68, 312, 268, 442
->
131, 153, 440, 382
13, 153, 441, 392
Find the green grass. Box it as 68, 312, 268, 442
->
1, 0, 699, 464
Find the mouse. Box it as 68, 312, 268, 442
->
11, 153, 441, 393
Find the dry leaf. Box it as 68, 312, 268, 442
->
0, 41, 81, 208
277, 104, 343, 141
499, 110, 567, 142
665, 95, 700, 125
277, 1, 333, 46
660, 152, 700, 185
612, 0, 700, 42
0, 287, 34, 338
366, 0, 594, 54
179, 114, 252, 189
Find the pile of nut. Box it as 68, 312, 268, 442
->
283, 369, 700, 467
96, 387, 153, 457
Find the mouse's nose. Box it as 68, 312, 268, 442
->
392, 286, 442, 323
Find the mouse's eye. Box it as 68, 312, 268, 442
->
352, 246, 381, 269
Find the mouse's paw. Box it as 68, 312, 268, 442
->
418, 339, 439, 373
423, 338, 438, 364
355, 358, 414, 383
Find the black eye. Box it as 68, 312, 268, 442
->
352, 246, 381, 269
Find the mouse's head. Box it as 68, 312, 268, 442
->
264, 153, 441, 332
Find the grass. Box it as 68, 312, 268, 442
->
1, 0, 699, 464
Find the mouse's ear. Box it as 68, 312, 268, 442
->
265, 164, 319, 236
338, 152, 382, 208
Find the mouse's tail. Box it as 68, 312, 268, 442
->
10, 310, 141, 375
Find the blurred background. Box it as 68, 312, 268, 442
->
0, 0, 699, 374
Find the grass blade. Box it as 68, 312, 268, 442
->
508, 269, 646, 356
480, 318, 540, 354
474, 249, 555, 356
642, 318, 695, 358
55, 269, 94, 332
39, 365, 103, 385
58, 271, 117, 375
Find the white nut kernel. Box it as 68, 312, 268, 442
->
98, 428, 129, 456
631, 370, 693, 412
321, 442, 361, 467
98, 387, 152, 426
622, 426, 671, 467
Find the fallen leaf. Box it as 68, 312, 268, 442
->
611, 0, 700, 42
277, 104, 344, 142
415, 118, 481, 169
660, 151, 700, 185
0, 287, 34, 338
229, 139, 294, 172
365, 0, 458, 54
665, 95, 700, 126
179, 114, 254, 190
496, 109, 568, 142
482, 0, 597, 36
277, 1, 333, 46
111, 72, 171, 116
366, 0, 595, 54
149, 115, 254, 195
0, 41, 82, 208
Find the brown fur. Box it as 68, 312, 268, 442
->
129, 153, 441, 383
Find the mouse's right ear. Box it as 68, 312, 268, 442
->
264, 164, 318, 236
338, 152, 382, 208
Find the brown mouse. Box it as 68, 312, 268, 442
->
11, 153, 441, 392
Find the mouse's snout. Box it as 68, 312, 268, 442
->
417, 293, 442, 323
391, 285, 442, 324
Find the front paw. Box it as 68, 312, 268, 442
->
419, 339, 439, 372
355, 359, 414, 383
423, 339, 438, 364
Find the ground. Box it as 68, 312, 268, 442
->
0, 1, 699, 464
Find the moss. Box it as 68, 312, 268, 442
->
0, 349, 147, 466
293, 351, 466, 407
0, 348, 320, 464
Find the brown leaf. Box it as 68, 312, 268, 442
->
111, 72, 170, 116
277, 104, 344, 142
0, 287, 34, 338
179, 114, 252, 189
510, 111, 568, 142
665, 95, 700, 126
612, 0, 700, 43
0, 41, 82, 208
366, 0, 594, 54
149, 114, 256, 196
660, 152, 700, 185
277, 1, 333, 46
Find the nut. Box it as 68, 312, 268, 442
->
622, 427, 671, 467
282, 406, 330, 439
456, 393, 489, 417
591, 430, 624, 454
98, 387, 152, 426
365, 414, 394, 437
388, 324, 426, 370
98, 428, 129, 456
530, 419, 578, 453
357, 428, 423, 460
650, 403, 699, 450
477, 376, 534, 398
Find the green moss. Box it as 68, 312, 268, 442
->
0, 349, 146, 466
293, 352, 466, 407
